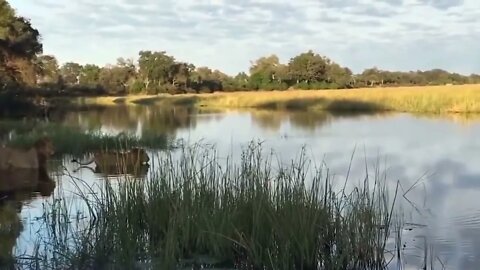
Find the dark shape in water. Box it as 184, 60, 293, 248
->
0, 169, 55, 268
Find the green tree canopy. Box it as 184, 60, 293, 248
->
0, 0, 42, 86
79, 64, 101, 86
35, 55, 59, 84
288, 50, 328, 84
60, 62, 82, 85
248, 55, 288, 89
138, 50, 175, 90
99, 59, 136, 94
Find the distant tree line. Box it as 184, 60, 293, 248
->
1, 0, 480, 97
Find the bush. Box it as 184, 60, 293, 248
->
128, 80, 145, 94
294, 81, 311, 90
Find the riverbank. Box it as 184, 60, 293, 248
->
78, 84, 480, 114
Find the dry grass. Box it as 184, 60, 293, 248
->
81, 84, 480, 113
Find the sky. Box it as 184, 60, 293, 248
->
9, 0, 480, 75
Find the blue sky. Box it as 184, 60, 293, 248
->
9, 0, 480, 75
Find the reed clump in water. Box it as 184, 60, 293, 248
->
28, 142, 396, 270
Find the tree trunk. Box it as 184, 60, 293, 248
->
144, 77, 150, 90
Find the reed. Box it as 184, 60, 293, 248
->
23, 142, 397, 269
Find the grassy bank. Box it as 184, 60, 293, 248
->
20, 143, 397, 270
81, 84, 480, 114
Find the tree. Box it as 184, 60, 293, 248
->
60, 62, 82, 85
35, 55, 59, 84
288, 50, 327, 84
469, 74, 480, 84
1, 2, 477, 96
235, 72, 249, 83
79, 64, 101, 86
211, 70, 229, 82
189, 67, 225, 92
222, 72, 251, 91
171, 62, 194, 88
0, 0, 42, 86
191, 66, 213, 83
249, 55, 280, 76
325, 62, 352, 88
99, 59, 136, 94
138, 50, 175, 90
360, 67, 381, 86
248, 54, 287, 89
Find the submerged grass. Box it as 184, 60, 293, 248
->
83, 84, 480, 114
24, 142, 397, 270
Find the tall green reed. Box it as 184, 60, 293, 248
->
27, 142, 397, 270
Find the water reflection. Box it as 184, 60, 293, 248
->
0, 200, 21, 268
249, 109, 390, 132
59, 105, 389, 137
0, 169, 55, 268
0, 170, 56, 200
60, 105, 201, 137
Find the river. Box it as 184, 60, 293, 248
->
1, 105, 480, 269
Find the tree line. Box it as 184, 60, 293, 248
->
1, 0, 480, 97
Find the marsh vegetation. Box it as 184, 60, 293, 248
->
13, 143, 397, 270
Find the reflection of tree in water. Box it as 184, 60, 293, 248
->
250, 110, 390, 132
289, 112, 331, 131
0, 170, 56, 268
0, 201, 22, 268
141, 105, 195, 135
62, 105, 198, 137
62, 106, 142, 132
249, 110, 284, 131
250, 110, 332, 132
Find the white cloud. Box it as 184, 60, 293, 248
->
9, 0, 480, 75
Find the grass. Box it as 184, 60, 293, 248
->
0, 121, 171, 156
19, 142, 398, 270
81, 84, 480, 114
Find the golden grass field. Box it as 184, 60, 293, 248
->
81, 84, 480, 114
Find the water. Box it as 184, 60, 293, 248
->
2, 105, 480, 269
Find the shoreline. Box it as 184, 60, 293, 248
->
74, 84, 480, 114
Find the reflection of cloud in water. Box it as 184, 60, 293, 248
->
383, 158, 480, 269
177, 111, 480, 269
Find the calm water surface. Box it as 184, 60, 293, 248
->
2, 105, 480, 269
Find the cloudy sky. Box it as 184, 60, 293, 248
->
9, 0, 480, 75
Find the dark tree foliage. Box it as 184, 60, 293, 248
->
60, 62, 82, 85
0, 0, 42, 87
